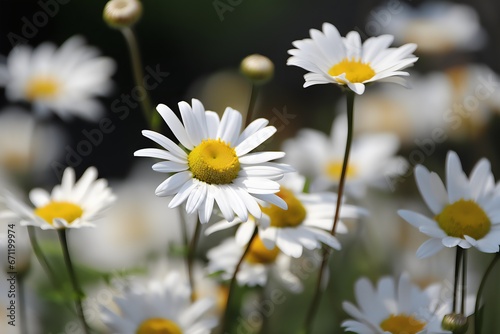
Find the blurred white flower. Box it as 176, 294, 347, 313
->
0, 36, 115, 121
207, 237, 303, 293
379, 1, 486, 54
101, 271, 218, 334
282, 117, 406, 197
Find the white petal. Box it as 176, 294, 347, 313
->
217, 107, 242, 146
156, 103, 193, 149
235, 127, 277, 156
416, 238, 445, 259
415, 165, 448, 215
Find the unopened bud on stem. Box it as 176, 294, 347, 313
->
240, 54, 274, 85
103, 0, 143, 29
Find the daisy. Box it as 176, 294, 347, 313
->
287, 22, 418, 94
0, 36, 115, 121
206, 237, 302, 292
398, 151, 500, 258
207, 173, 365, 258
3, 167, 115, 230
342, 273, 463, 334
281, 117, 406, 197
101, 271, 218, 334
134, 98, 291, 224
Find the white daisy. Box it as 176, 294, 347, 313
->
287, 22, 418, 94
342, 273, 459, 334
398, 151, 500, 258
282, 117, 406, 198
0, 36, 115, 121
101, 271, 218, 334
206, 237, 302, 293
207, 173, 365, 258
134, 98, 291, 224
3, 167, 115, 230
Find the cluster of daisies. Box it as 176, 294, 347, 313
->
1, 3, 499, 333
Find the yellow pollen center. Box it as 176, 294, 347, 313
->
379, 314, 426, 334
261, 187, 306, 228
136, 318, 183, 334
325, 161, 357, 180
245, 236, 280, 264
188, 139, 240, 184
328, 58, 375, 83
34, 201, 83, 225
434, 199, 491, 240
25, 76, 60, 101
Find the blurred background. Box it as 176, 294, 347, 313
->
2, 0, 500, 333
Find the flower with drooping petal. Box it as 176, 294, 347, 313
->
206, 237, 302, 293
134, 98, 292, 224
342, 273, 470, 334
101, 271, 218, 334
287, 22, 418, 94
3, 167, 115, 230
0, 36, 115, 121
399, 151, 500, 258
206, 173, 365, 258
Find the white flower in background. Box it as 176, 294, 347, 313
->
3, 167, 115, 230
0, 108, 64, 176
135, 98, 292, 224
0, 36, 115, 121
379, 1, 486, 54
399, 151, 500, 258
101, 271, 218, 334
287, 22, 417, 94
342, 273, 467, 334
206, 237, 302, 292
70, 162, 193, 270
282, 117, 406, 198
207, 173, 365, 258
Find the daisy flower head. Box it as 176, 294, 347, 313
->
101, 271, 218, 334
0, 36, 115, 121
399, 151, 500, 258
207, 173, 366, 258
207, 237, 302, 292
287, 23, 418, 94
134, 98, 292, 224
3, 167, 115, 230
342, 273, 457, 334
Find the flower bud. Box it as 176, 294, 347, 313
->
441, 313, 468, 334
103, 0, 143, 29
240, 54, 274, 85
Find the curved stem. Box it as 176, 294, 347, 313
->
245, 84, 260, 127
121, 27, 159, 130
27, 226, 59, 288
57, 229, 90, 334
187, 220, 201, 302
220, 226, 258, 334
18, 273, 27, 334
474, 252, 500, 334
302, 90, 355, 334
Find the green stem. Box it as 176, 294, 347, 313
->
453, 247, 463, 313
474, 252, 500, 334
245, 84, 260, 127
27, 226, 59, 288
121, 27, 159, 131
57, 229, 90, 334
461, 249, 467, 315
18, 273, 27, 334
302, 90, 355, 334
187, 220, 201, 302
220, 226, 258, 334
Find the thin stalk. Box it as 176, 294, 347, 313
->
461, 249, 467, 315
57, 229, 90, 334
120, 27, 159, 130
303, 90, 355, 334
245, 84, 260, 127
18, 273, 27, 334
474, 252, 500, 334
187, 220, 201, 302
27, 226, 59, 288
220, 226, 258, 334
452, 248, 463, 313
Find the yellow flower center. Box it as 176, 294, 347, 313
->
25, 76, 60, 101
325, 161, 357, 180
434, 199, 491, 240
34, 201, 83, 225
188, 139, 240, 184
379, 314, 426, 334
245, 236, 280, 264
328, 58, 375, 83
136, 318, 182, 334
261, 187, 306, 228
